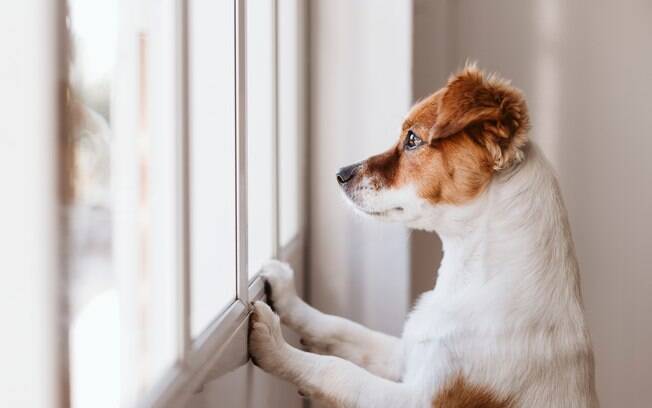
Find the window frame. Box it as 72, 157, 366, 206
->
137, 0, 306, 406
6, 0, 305, 406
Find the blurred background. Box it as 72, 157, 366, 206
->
1, 1, 651, 407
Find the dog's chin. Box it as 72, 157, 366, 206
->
340, 186, 414, 222
350, 202, 411, 222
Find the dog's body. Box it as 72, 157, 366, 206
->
249, 66, 598, 407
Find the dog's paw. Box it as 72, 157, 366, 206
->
260, 260, 298, 315
248, 301, 288, 373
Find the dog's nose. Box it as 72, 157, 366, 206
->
336, 163, 361, 185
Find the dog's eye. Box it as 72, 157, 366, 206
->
405, 130, 423, 150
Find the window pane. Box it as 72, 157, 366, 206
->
247, 0, 276, 277
66, 0, 178, 405
188, 0, 237, 337
278, 0, 302, 246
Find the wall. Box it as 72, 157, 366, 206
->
0, 1, 63, 407
308, 0, 413, 337
412, 1, 652, 406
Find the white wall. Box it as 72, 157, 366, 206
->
413, 1, 652, 406
309, 0, 413, 337
0, 1, 62, 407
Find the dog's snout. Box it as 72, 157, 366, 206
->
336, 163, 361, 185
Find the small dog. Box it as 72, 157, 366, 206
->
249, 65, 598, 408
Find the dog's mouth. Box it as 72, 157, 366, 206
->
363, 206, 404, 216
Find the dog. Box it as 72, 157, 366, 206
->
248, 65, 598, 408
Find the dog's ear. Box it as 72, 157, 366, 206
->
431, 65, 530, 170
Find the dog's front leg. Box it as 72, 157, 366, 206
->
260, 261, 403, 380
249, 301, 418, 408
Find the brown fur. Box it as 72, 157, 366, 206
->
432, 376, 513, 408
433, 65, 530, 170
357, 65, 530, 205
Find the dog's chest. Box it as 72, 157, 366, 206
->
400, 289, 500, 386
403, 292, 453, 343
400, 291, 465, 382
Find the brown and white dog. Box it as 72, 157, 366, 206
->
249, 65, 599, 408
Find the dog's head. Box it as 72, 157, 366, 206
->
337, 65, 530, 228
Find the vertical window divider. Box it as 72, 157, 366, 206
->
236, 0, 249, 303
176, 0, 192, 364
272, 0, 281, 259
56, 0, 71, 405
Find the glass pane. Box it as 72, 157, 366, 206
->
247, 0, 276, 277
278, 0, 301, 246
66, 0, 178, 405
188, 0, 237, 337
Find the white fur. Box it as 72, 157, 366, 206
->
340, 168, 426, 224
249, 143, 599, 407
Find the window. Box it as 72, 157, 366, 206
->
63, 0, 305, 407
277, 0, 304, 247
66, 0, 179, 405
187, 0, 237, 337
247, 0, 277, 278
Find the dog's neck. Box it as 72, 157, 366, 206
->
429, 144, 583, 306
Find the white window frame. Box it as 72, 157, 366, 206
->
3, 0, 305, 405
145, 0, 304, 405
61, 0, 305, 406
